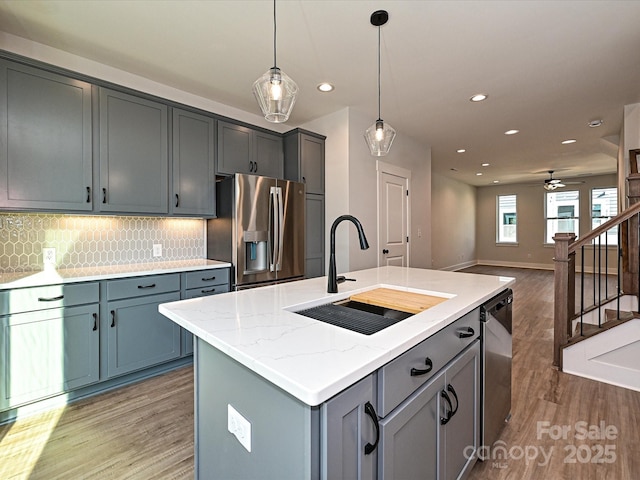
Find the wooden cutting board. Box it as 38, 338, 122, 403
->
349, 288, 448, 314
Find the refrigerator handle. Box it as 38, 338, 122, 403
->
276, 187, 284, 271
269, 186, 279, 272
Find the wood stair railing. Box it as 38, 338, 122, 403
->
553, 190, 640, 369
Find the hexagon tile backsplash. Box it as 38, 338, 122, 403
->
0, 214, 205, 272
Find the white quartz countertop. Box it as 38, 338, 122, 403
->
0, 259, 231, 289
159, 266, 515, 406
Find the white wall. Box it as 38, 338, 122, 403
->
304, 108, 432, 274
431, 173, 476, 270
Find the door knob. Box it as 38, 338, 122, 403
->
382, 249, 389, 254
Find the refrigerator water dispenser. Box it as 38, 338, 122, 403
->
243, 230, 267, 273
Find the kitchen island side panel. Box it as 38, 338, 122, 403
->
195, 339, 316, 480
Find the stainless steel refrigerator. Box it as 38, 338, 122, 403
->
207, 174, 305, 289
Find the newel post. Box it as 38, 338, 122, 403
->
553, 232, 576, 369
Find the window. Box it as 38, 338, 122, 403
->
497, 194, 517, 243
546, 190, 579, 243
591, 187, 618, 245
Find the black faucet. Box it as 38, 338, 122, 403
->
328, 215, 370, 293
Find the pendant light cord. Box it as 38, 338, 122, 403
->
273, 0, 277, 68
377, 24, 381, 121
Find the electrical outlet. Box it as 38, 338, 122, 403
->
228, 404, 251, 452
43, 247, 56, 265
152, 244, 162, 257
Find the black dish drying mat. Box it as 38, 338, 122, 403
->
296, 303, 402, 335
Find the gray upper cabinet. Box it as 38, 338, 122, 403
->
217, 120, 283, 178
171, 108, 216, 217
305, 193, 325, 278
0, 60, 93, 211
284, 129, 326, 194
98, 88, 168, 214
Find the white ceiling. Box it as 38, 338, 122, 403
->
1, 0, 639, 187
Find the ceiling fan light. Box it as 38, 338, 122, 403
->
253, 67, 298, 123
365, 119, 396, 156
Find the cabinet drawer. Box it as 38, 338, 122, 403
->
107, 274, 180, 301
377, 308, 480, 417
185, 269, 230, 289
184, 284, 230, 299
0, 282, 99, 316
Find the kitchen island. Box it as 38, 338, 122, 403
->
159, 266, 515, 479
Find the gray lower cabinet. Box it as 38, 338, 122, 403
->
98, 87, 169, 214
379, 341, 480, 480
217, 120, 283, 178
0, 59, 93, 211
105, 274, 181, 378
171, 108, 216, 217
0, 282, 100, 411
320, 374, 377, 480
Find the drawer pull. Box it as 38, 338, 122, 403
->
447, 384, 459, 418
440, 390, 453, 425
363, 401, 380, 455
410, 357, 433, 376
201, 288, 216, 294
457, 326, 475, 338
38, 295, 64, 302
110, 310, 116, 328
137, 283, 157, 289
201, 276, 216, 282
92, 313, 98, 331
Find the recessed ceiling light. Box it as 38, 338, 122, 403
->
481, 163, 490, 167
476, 172, 483, 176
493, 180, 500, 184
504, 129, 519, 135
470, 94, 488, 102
561, 139, 577, 144
457, 149, 466, 153
588, 119, 603, 128
317, 83, 334, 92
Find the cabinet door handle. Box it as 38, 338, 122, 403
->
363, 401, 380, 455
302, 176, 306, 183
110, 310, 116, 328
86, 186, 91, 203
440, 390, 453, 425
249, 161, 254, 172
457, 326, 475, 338
254, 161, 258, 173
102, 187, 107, 204
201, 288, 216, 294
201, 276, 216, 282
447, 384, 459, 418
175, 194, 180, 208
137, 283, 156, 289
382, 249, 389, 254
92, 313, 98, 331
410, 357, 433, 376
38, 295, 64, 302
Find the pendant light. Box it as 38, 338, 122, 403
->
253, 0, 298, 123
364, 10, 396, 156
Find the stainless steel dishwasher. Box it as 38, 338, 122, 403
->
481, 288, 513, 447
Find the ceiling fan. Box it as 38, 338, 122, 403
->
542, 170, 585, 190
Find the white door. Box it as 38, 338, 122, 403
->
378, 164, 410, 267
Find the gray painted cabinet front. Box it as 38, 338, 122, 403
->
0, 304, 100, 410
0, 59, 93, 211
320, 374, 377, 480
217, 120, 283, 178
98, 88, 169, 214
171, 108, 216, 216
305, 193, 325, 278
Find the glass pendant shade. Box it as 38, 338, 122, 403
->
253, 66, 298, 123
365, 119, 396, 156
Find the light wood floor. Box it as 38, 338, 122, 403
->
1, 266, 639, 479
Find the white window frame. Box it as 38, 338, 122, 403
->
545, 190, 580, 244
591, 187, 618, 246
496, 194, 518, 244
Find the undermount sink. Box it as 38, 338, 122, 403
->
295, 299, 414, 335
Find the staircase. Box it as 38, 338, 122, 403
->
553, 170, 640, 392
